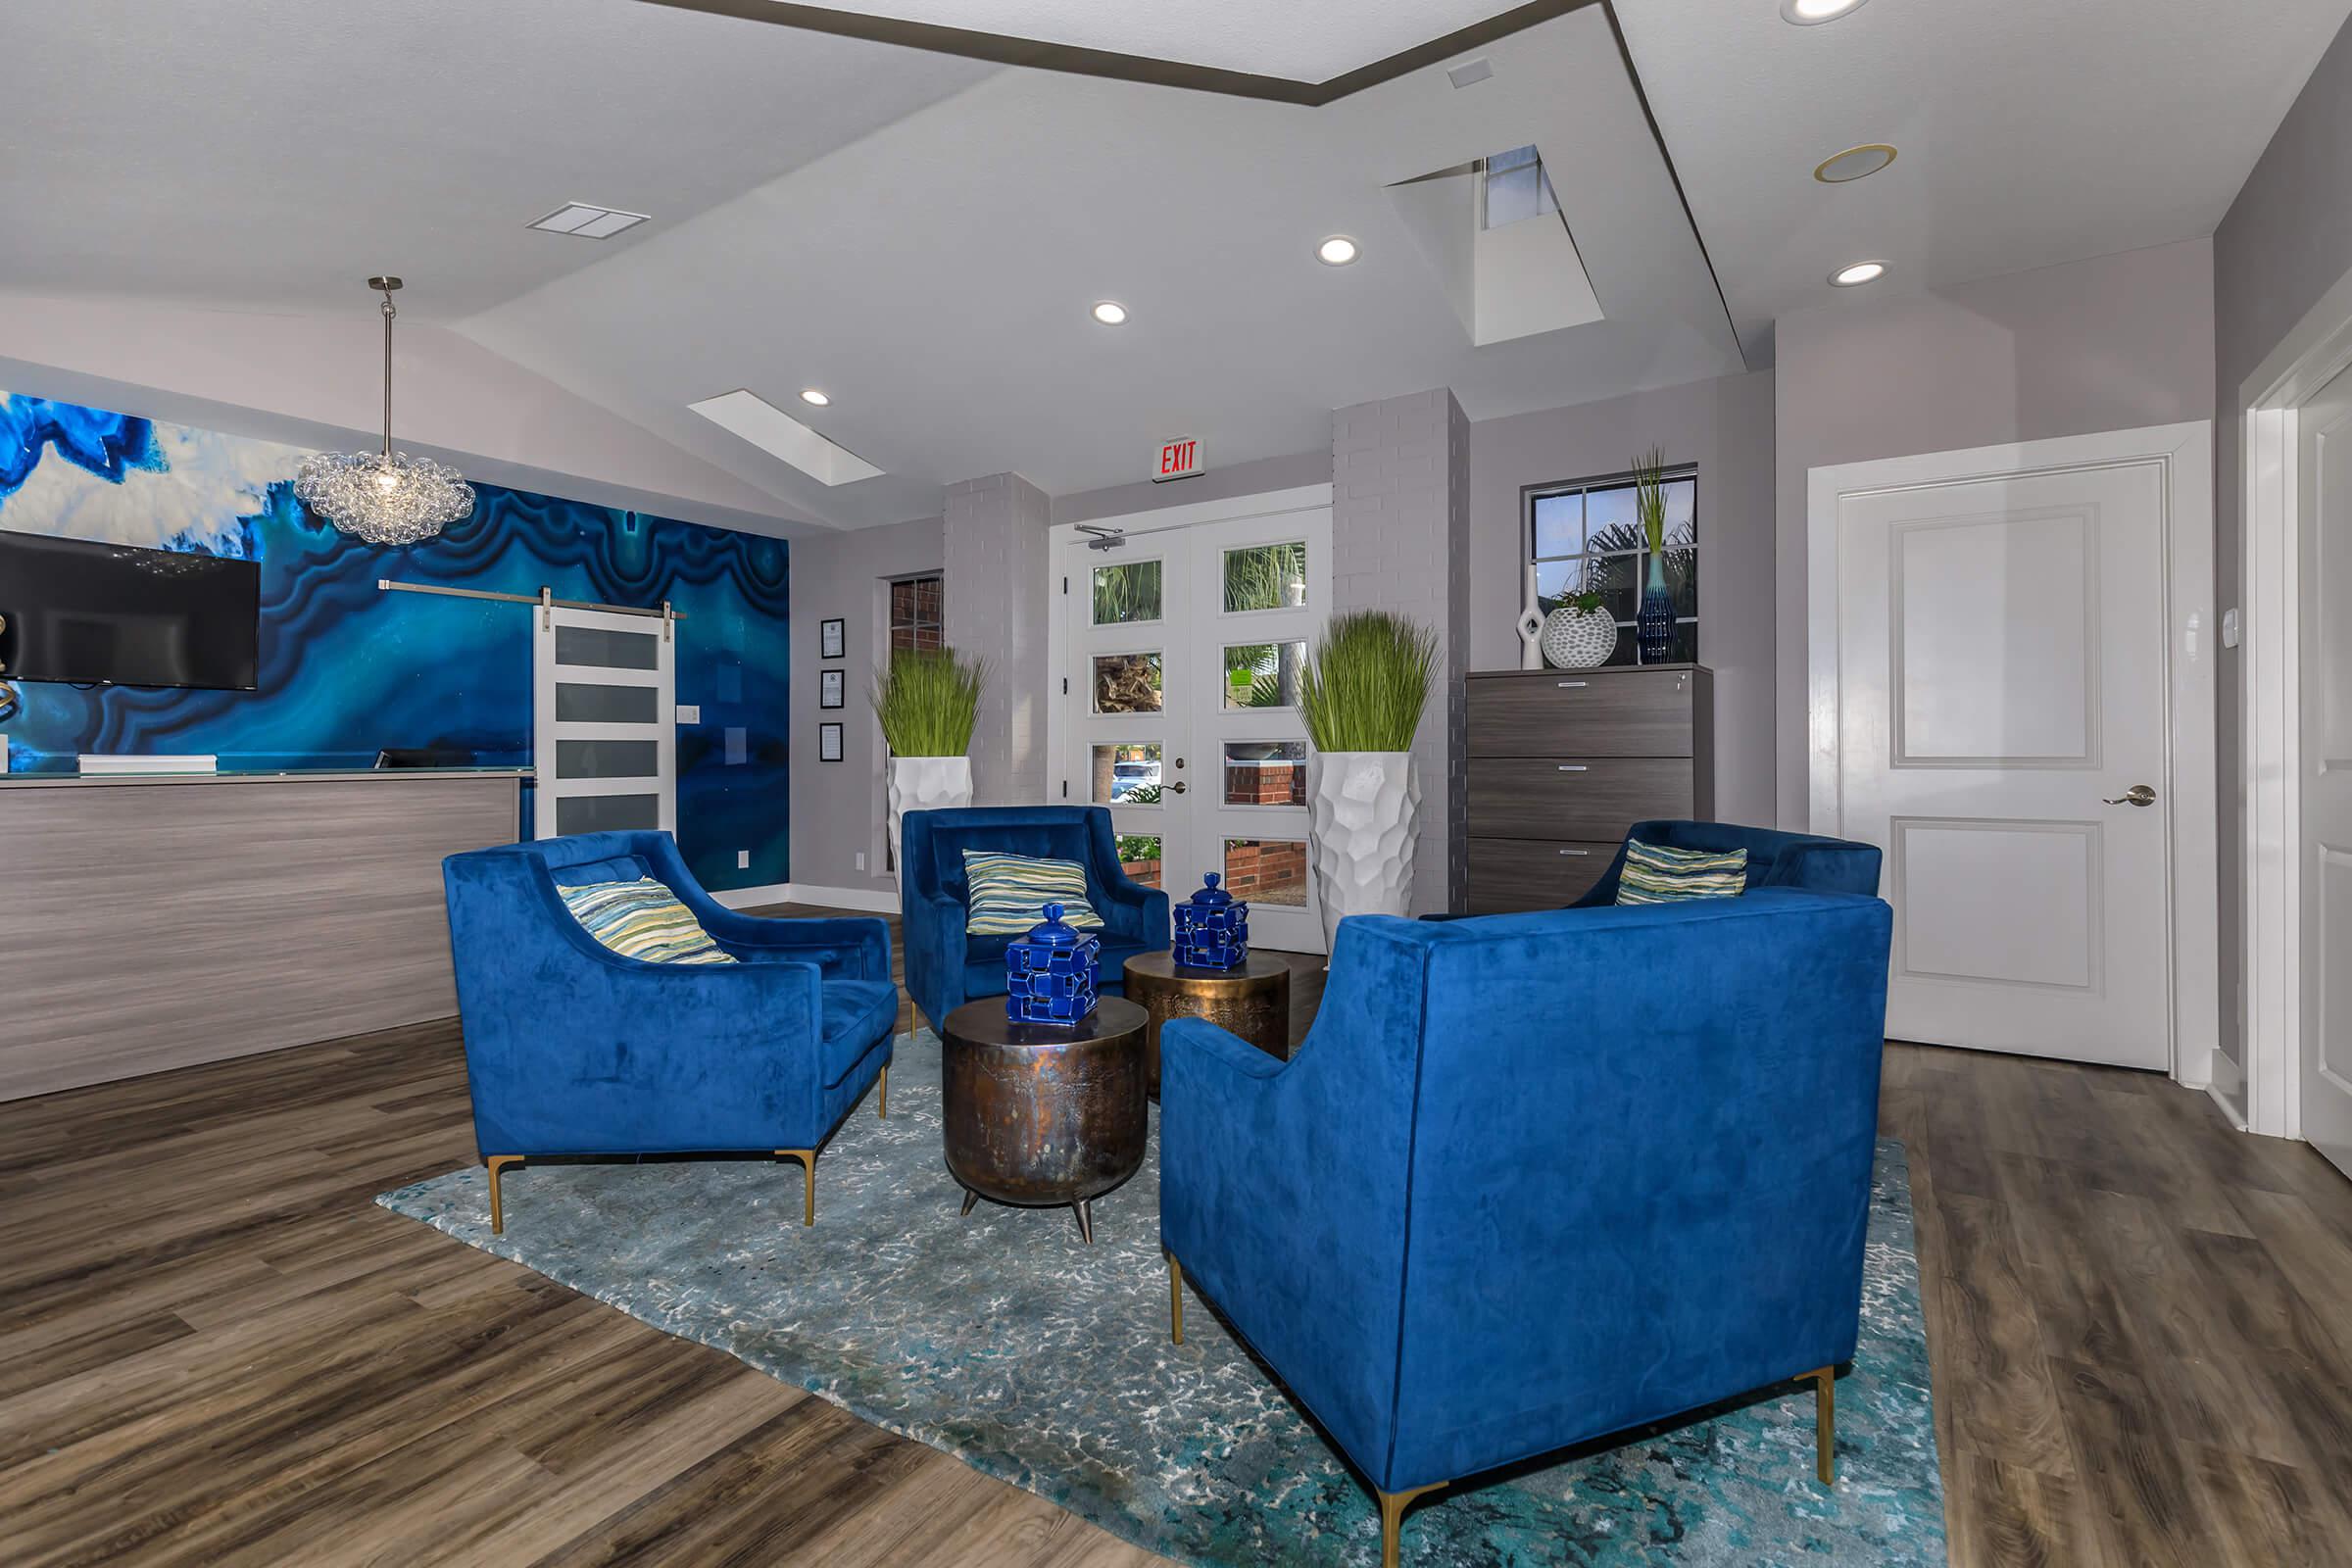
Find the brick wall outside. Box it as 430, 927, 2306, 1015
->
1225, 760, 1305, 806
1222, 840, 1308, 905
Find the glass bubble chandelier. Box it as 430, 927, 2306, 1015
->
293, 275, 473, 546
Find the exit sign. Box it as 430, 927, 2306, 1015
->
1153, 437, 1204, 483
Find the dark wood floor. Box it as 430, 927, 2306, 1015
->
3, 907, 2349, 1566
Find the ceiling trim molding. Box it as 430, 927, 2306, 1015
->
635, 0, 1601, 105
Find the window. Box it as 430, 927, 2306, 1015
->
1482, 144, 1557, 230
1527, 467, 1698, 665
888, 572, 943, 656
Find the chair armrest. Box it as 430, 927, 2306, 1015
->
1160, 1016, 1287, 1081
707, 912, 891, 981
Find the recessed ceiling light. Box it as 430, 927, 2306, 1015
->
1092, 300, 1129, 325
1782, 0, 1869, 23
1317, 236, 1359, 266
1831, 260, 1888, 286
799, 388, 830, 407
1814, 144, 1898, 184
527, 201, 650, 239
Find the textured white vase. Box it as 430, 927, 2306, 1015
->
1306, 750, 1421, 953
888, 755, 973, 877
1541, 606, 1617, 669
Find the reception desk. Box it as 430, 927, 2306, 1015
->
0, 767, 526, 1101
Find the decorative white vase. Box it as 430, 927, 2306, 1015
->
888, 755, 973, 877
1306, 749, 1421, 953
1541, 606, 1617, 670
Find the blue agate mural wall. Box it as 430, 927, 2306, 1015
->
0, 393, 789, 892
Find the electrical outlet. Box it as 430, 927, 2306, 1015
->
676, 704, 701, 724
855, 851, 866, 872
737, 850, 751, 870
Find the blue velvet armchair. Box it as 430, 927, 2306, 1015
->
1575, 819, 1884, 905
1159, 890, 1894, 1565
899, 806, 1170, 1035
443, 831, 897, 1232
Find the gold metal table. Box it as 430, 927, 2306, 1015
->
1121, 951, 1292, 1097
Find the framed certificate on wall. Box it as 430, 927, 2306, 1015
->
820, 617, 846, 660
819, 668, 846, 709
818, 722, 844, 762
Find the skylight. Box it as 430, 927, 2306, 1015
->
687, 390, 884, 487
1481, 146, 1557, 230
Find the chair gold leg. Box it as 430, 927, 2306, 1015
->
1167, 1252, 1184, 1345
1376, 1481, 1446, 1568
777, 1149, 816, 1225
485, 1155, 522, 1235
1806, 1365, 1837, 1485
879, 1062, 889, 1118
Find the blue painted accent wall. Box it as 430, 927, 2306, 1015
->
0, 393, 789, 892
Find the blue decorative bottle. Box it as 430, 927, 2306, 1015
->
1171, 873, 1250, 969
1005, 903, 1102, 1025
1637, 551, 1675, 664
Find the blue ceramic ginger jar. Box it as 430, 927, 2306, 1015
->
1005, 902, 1102, 1025
1172, 872, 1250, 969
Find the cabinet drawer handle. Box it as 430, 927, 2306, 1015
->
1555, 764, 1589, 772
1555, 680, 1589, 689
1557, 848, 1590, 857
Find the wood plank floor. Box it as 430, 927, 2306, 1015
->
3, 906, 2348, 1566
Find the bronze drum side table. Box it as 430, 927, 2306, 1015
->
940, 996, 1149, 1244
1121, 951, 1292, 1097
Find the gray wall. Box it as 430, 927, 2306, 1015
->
1468, 370, 1777, 827
786, 514, 945, 897
2213, 12, 2352, 1068
1052, 448, 1333, 526
945, 472, 1053, 806
1773, 239, 2218, 827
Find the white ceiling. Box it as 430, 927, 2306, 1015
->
1613, 0, 2352, 363
764, 0, 1519, 80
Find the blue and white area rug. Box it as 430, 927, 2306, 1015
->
379, 1030, 1946, 1566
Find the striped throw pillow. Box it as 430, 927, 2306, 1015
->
963, 849, 1104, 936
560, 877, 737, 964
1615, 840, 1748, 906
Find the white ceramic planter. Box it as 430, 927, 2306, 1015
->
1541, 606, 1618, 670
888, 755, 973, 877
1306, 749, 1421, 953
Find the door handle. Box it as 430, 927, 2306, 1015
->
2102, 784, 2157, 808
1167, 781, 1188, 795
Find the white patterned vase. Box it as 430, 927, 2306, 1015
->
1306, 750, 1420, 954
1540, 607, 1617, 670
888, 755, 973, 879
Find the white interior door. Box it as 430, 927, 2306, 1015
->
2299, 361, 2352, 1177
532, 604, 676, 840
1052, 492, 1332, 954
1818, 459, 2174, 1068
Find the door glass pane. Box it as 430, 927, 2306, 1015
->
555, 624, 660, 670
556, 793, 660, 833
556, 682, 661, 723
1224, 838, 1307, 906
1091, 742, 1163, 804
1092, 652, 1162, 714
1222, 641, 1306, 709
1224, 741, 1307, 806
557, 739, 659, 779
1091, 560, 1162, 624
1222, 542, 1307, 612
1115, 832, 1162, 890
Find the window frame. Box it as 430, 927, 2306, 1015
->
1522, 464, 1700, 665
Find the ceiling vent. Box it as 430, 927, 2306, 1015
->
528, 202, 650, 239
1446, 57, 1494, 89
688, 389, 885, 487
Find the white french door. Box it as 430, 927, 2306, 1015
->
1049, 488, 1333, 954
532, 604, 676, 840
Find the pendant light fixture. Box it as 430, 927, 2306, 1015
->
294, 276, 474, 546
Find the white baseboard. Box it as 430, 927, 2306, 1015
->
710, 880, 901, 913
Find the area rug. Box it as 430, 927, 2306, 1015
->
379, 1030, 1946, 1566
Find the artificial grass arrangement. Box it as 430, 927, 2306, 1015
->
871, 647, 988, 757
1297, 611, 1439, 753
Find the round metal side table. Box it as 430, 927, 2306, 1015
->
1121, 951, 1292, 1097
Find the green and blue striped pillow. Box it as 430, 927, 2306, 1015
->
1615, 839, 1748, 906
963, 849, 1104, 936
560, 876, 737, 964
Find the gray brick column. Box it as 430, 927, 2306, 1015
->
943, 471, 1051, 805
1331, 389, 1470, 914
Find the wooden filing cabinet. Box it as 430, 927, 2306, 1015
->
1464, 663, 1714, 913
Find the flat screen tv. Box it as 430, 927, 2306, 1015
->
0, 529, 262, 691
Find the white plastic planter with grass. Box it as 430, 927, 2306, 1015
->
872, 648, 987, 877
1297, 612, 1438, 953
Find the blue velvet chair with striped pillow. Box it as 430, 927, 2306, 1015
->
442, 831, 896, 1234
900, 806, 1170, 1034
1577, 820, 1883, 905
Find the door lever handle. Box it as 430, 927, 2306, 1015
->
1167, 780, 1188, 795
2102, 784, 2157, 808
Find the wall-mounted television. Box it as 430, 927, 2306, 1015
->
0, 529, 262, 691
